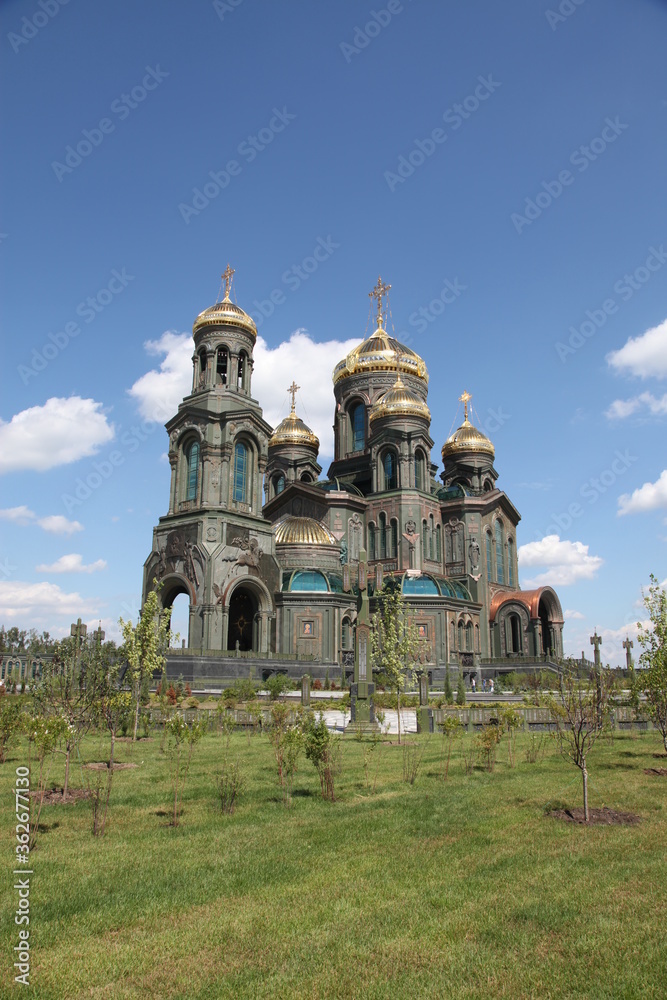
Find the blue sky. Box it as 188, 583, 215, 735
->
1, 0, 666, 663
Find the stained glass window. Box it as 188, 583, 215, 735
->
383, 451, 397, 490
233, 442, 247, 502
508, 538, 515, 587
351, 403, 365, 452
186, 441, 199, 501
495, 520, 505, 584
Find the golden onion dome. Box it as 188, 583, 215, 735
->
273, 516, 337, 546
333, 325, 428, 386
442, 392, 495, 461
369, 373, 430, 425
193, 294, 257, 340
269, 410, 319, 451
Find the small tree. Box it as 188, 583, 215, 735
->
635, 575, 667, 753
444, 664, 453, 705
370, 582, 428, 744
476, 722, 502, 772
500, 706, 523, 768
266, 702, 303, 806
165, 715, 206, 826
303, 713, 341, 801
547, 663, 613, 822
120, 583, 172, 742
441, 715, 463, 780
24, 714, 68, 849
456, 672, 466, 706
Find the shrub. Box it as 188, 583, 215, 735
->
304, 713, 341, 801
166, 685, 178, 706
402, 736, 429, 785
312, 679, 323, 690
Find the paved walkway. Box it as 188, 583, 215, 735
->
315, 708, 418, 735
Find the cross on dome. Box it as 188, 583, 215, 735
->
369, 275, 391, 329
459, 389, 472, 420
221, 263, 235, 300
287, 380, 300, 412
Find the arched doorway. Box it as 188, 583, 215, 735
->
160, 579, 193, 647
509, 613, 522, 654
227, 586, 258, 652
538, 598, 552, 655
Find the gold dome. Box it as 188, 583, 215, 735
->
333, 326, 428, 385
193, 294, 257, 340
441, 416, 495, 461
369, 373, 430, 425
273, 516, 336, 546
269, 410, 319, 450
442, 392, 494, 461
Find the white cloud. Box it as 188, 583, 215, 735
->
518, 534, 603, 587
37, 515, 84, 535
0, 508, 83, 535
618, 469, 667, 515
606, 317, 667, 379
127, 329, 361, 460
563, 619, 649, 667
0, 580, 99, 623
0, 397, 114, 473
36, 554, 107, 574
564, 609, 585, 620
127, 332, 193, 422
605, 391, 667, 420
0, 506, 35, 526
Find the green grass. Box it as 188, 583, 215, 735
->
1, 727, 666, 998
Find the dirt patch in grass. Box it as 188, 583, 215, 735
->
548, 805, 641, 825
29, 787, 90, 804
652, 752, 667, 759
644, 767, 667, 776
84, 761, 138, 771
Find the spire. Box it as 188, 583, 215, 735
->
369, 275, 391, 330
459, 389, 472, 422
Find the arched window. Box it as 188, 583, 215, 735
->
466, 622, 473, 651
342, 618, 352, 650
216, 347, 228, 385
390, 518, 398, 558
495, 520, 505, 584
436, 524, 442, 561
383, 451, 397, 491
507, 538, 515, 587
457, 621, 464, 651
237, 351, 247, 390
379, 513, 387, 559
429, 515, 435, 560
350, 403, 365, 452
486, 531, 493, 581
368, 522, 376, 561
300, 472, 312, 483
185, 440, 199, 501
274, 474, 285, 496
198, 350, 208, 387
233, 442, 248, 502
415, 450, 425, 491
422, 520, 428, 559
474, 624, 480, 653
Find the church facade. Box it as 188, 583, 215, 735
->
143, 270, 564, 683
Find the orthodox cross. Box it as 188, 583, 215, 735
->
369, 275, 391, 328
93, 623, 105, 646
221, 263, 235, 299
622, 637, 634, 671
287, 380, 300, 413
70, 618, 87, 645
590, 630, 602, 668
459, 389, 472, 421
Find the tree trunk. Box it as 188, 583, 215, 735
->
173, 745, 180, 826
63, 741, 71, 799
582, 759, 589, 823
100, 728, 116, 837
396, 687, 401, 745
445, 740, 452, 781
133, 685, 140, 742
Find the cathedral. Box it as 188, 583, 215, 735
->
143, 268, 564, 685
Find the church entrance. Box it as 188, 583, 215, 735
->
227, 586, 257, 652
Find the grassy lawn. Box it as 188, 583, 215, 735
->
1, 724, 666, 999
